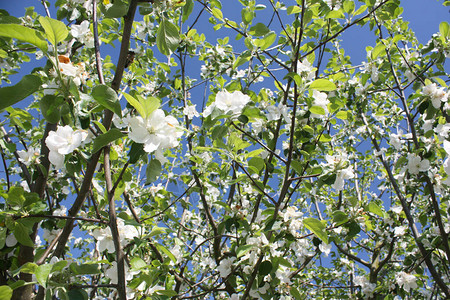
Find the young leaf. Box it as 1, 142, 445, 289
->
0, 286, 12, 300
155, 243, 177, 263
39, 95, 62, 124
309, 79, 337, 91
0, 75, 42, 111
92, 85, 122, 117
309, 106, 326, 115
92, 128, 125, 153
13, 222, 34, 247
0, 24, 48, 51
236, 244, 255, 258
287, 6, 301, 14
249, 23, 270, 37
35, 264, 53, 288
38, 16, 68, 46
136, 95, 160, 117
156, 20, 180, 55
105, 1, 128, 18
124, 93, 145, 118
182, 0, 194, 23
303, 217, 328, 244
146, 159, 162, 184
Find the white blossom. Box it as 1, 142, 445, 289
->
423, 83, 448, 109
396, 271, 417, 292
128, 109, 182, 161
217, 257, 235, 278
183, 105, 200, 119
406, 153, 430, 175
71, 20, 94, 48
17, 147, 39, 166
203, 90, 250, 118
45, 126, 89, 169
310, 90, 329, 118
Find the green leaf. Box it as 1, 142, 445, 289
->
236, 244, 255, 258
52, 260, 68, 273
372, 43, 385, 59
38, 16, 68, 46
130, 257, 147, 270
156, 20, 180, 55
136, 95, 160, 118
155, 243, 177, 263
290, 287, 302, 299
309, 106, 326, 115
0, 75, 42, 111
128, 142, 145, 164
303, 217, 328, 243
13, 222, 34, 247
36, 264, 53, 288
146, 159, 162, 184
20, 262, 38, 274
0, 228, 6, 249
40, 95, 62, 124
332, 210, 348, 225
92, 128, 125, 153
66, 289, 88, 300
367, 202, 384, 217
335, 111, 349, 120
157, 290, 178, 297
248, 157, 265, 173
211, 7, 223, 20
309, 78, 336, 91
343, 0, 355, 14
0, 286, 12, 300
258, 261, 272, 276
69, 263, 101, 275
241, 8, 254, 24
249, 23, 270, 37
284, 72, 303, 87
255, 32, 276, 50
104, 1, 128, 18
91, 85, 121, 117
0, 24, 47, 51
287, 6, 301, 14
124, 93, 145, 117
439, 21, 449, 38
182, 0, 194, 23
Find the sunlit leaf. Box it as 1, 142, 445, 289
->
156, 20, 180, 55
0, 75, 41, 111
0, 24, 47, 51
303, 218, 328, 244
39, 16, 68, 46
92, 85, 122, 117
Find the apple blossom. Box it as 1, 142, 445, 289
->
396, 272, 418, 292
128, 109, 182, 158
203, 90, 250, 118
45, 125, 89, 169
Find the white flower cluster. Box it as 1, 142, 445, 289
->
396, 271, 417, 292
324, 153, 355, 191
45, 125, 89, 169
53, 55, 89, 86
17, 147, 40, 166
70, 20, 94, 48
128, 109, 183, 163
203, 90, 250, 118
406, 153, 430, 175
423, 83, 448, 109
311, 90, 330, 119
91, 219, 140, 253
